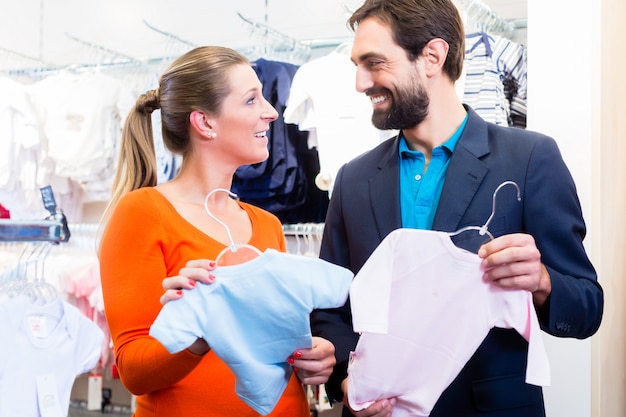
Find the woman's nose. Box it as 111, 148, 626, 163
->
263, 99, 279, 121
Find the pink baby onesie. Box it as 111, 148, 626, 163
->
347, 228, 550, 416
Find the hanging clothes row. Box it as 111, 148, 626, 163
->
281, 29, 526, 196
283, 42, 398, 196
1, 15, 525, 225
0, 193, 104, 417
283, 223, 325, 257
456, 31, 528, 128
0, 71, 137, 222
453, 0, 528, 128
232, 58, 330, 224
1, 55, 332, 225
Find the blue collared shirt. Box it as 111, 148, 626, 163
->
399, 114, 468, 229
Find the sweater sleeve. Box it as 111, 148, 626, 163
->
99, 191, 203, 395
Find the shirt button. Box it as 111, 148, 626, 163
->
414, 174, 422, 181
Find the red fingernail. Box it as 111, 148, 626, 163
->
293, 351, 302, 358
176, 290, 183, 296
208, 274, 216, 281
188, 280, 196, 287
208, 261, 216, 268
287, 357, 295, 364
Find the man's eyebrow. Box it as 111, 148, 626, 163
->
351, 51, 387, 65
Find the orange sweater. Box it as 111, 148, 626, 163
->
99, 188, 310, 417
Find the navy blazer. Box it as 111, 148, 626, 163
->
311, 107, 603, 416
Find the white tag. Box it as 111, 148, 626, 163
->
88, 374, 103, 410
36, 374, 63, 417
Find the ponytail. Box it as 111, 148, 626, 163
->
100, 89, 160, 226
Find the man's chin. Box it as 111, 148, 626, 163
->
371, 112, 391, 130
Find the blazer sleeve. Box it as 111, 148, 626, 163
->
523, 135, 603, 338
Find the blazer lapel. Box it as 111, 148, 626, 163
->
433, 108, 490, 232
370, 138, 402, 239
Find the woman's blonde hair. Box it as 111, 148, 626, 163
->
100, 46, 249, 226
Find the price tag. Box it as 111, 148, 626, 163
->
36, 374, 63, 417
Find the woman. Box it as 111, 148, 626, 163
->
99, 46, 336, 416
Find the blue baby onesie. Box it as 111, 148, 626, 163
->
150, 249, 353, 415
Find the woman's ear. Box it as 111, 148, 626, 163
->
189, 110, 215, 137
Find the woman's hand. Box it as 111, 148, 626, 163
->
159, 259, 217, 356
288, 337, 336, 386
160, 259, 217, 305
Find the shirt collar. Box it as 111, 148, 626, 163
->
399, 112, 469, 157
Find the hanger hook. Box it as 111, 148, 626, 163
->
480, 181, 522, 236
204, 188, 239, 252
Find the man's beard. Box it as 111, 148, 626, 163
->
370, 80, 429, 130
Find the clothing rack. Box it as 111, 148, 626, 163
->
0, 47, 55, 70
3, 31, 177, 80
237, 11, 302, 51
3, 9, 353, 79
142, 19, 199, 74
0, 186, 71, 244
282, 223, 324, 257
143, 20, 198, 49
64, 32, 145, 67
0, 219, 69, 243
1, 33, 143, 79
282, 223, 324, 236
237, 10, 352, 53
0, 46, 58, 78
237, 11, 312, 64
454, 0, 526, 39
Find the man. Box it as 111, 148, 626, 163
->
310, 0, 604, 416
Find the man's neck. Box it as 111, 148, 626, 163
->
402, 101, 466, 159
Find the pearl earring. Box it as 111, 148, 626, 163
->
207, 131, 217, 139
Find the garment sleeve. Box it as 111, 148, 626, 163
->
524, 137, 603, 337
491, 290, 551, 386
149, 287, 208, 354
72, 304, 106, 374
349, 234, 393, 334
283, 66, 316, 131
299, 256, 353, 310
99, 193, 204, 395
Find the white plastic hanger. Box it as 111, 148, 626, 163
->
204, 188, 263, 266
448, 180, 521, 241
1, 242, 58, 305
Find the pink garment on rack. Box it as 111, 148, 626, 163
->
60, 254, 111, 369
347, 228, 550, 417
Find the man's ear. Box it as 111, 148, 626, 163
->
422, 38, 450, 77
